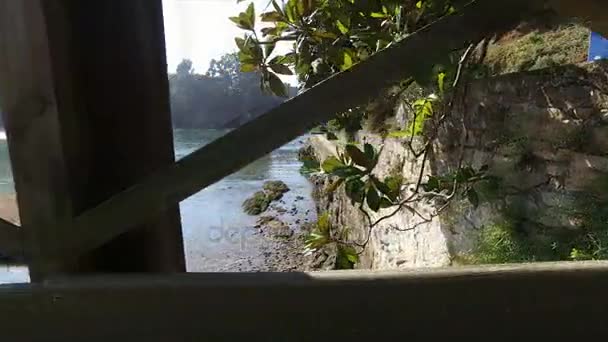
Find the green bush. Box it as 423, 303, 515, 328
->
465, 222, 532, 264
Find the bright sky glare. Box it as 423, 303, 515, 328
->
162, 0, 293, 79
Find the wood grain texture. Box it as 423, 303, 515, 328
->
0, 0, 186, 278
0, 261, 607, 340
549, 0, 608, 36
0, 219, 21, 258
52, 0, 536, 262
0, 0, 76, 277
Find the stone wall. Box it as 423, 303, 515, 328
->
308, 61, 608, 270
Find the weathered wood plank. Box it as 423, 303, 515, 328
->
549, 0, 608, 36
0, 0, 77, 278
0, 262, 607, 340
45, 0, 186, 273
0, 219, 22, 258
0, 0, 186, 279
51, 0, 536, 261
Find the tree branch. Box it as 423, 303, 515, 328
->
50, 0, 537, 262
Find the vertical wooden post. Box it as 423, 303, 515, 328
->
0, 0, 185, 280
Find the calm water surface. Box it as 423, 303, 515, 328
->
0, 129, 315, 282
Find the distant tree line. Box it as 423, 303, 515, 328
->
169, 53, 295, 129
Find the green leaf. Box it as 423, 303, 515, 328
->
364, 143, 375, 163
267, 72, 289, 97
261, 27, 277, 37
345, 178, 366, 204
230, 7, 256, 31
260, 11, 284, 22
312, 30, 338, 40
380, 197, 394, 208
341, 50, 353, 70
321, 157, 345, 173
270, 53, 296, 65
285, 0, 298, 22
229, 16, 251, 30
388, 130, 413, 138
272, 0, 284, 14
238, 51, 254, 64
345, 144, 370, 169
317, 212, 331, 234
370, 12, 388, 18
304, 231, 329, 252
336, 245, 358, 269
296, 0, 305, 17
438, 72, 446, 94
336, 20, 349, 34
424, 176, 441, 192
332, 166, 364, 178
264, 43, 276, 59
240, 63, 257, 72
235, 37, 246, 51
371, 176, 393, 199
343, 246, 359, 263
269, 64, 293, 75
366, 187, 381, 212
245, 3, 256, 28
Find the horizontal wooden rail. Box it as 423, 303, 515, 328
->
549, 0, 608, 36
0, 219, 21, 258
1, 261, 607, 340
46, 0, 536, 262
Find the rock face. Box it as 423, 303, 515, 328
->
242, 180, 290, 215
308, 62, 608, 270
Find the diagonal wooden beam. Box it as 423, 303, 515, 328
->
0, 0, 186, 279
0, 219, 22, 258
51, 0, 536, 261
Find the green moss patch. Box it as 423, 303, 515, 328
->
484, 24, 589, 76
242, 180, 290, 215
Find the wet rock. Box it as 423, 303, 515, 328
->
242, 181, 290, 216
242, 191, 271, 215
273, 206, 288, 214
256, 215, 276, 228
263, 180, 290, 201
267, 219, 293, 238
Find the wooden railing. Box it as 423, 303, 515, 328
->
1, 261, 607, 339
3, 0, 608, 266
0, 0, 536, 263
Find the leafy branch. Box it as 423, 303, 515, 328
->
230, 0, 502, 268
302, 45, 499, 268
232, 0, 470, 96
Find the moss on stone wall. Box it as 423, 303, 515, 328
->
463, 173, 608, 265
484, 24, 589, 76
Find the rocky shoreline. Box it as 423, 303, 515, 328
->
242, 184, 318, 272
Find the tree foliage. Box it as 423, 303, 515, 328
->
232, 0, 469, 94
231, 0, 499, 267
169, 54, 295, 128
